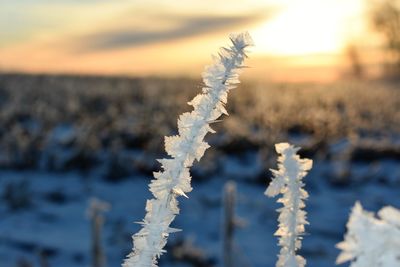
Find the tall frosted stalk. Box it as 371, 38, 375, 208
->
123, 32, 253, 267
265, 143, 312, 267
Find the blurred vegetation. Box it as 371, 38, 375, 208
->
0, 73, 399, 181
368, 0, 400, 77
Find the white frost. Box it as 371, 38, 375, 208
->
265, 142, 312, 267
336, 201, 400, 267
123, 32, 253, 267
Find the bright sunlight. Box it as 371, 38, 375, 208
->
251, 0, 364, 56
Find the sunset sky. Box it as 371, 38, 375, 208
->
0, 0, 384, 82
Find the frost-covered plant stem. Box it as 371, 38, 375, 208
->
265, 143, 312, 267
223, 181, 237, 267
123, 32, 253, 267
336, 202, 400, 267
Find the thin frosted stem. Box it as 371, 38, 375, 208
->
123, 32, 253, 267
265, 143, 312, 267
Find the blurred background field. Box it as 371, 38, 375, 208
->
1, 0, 400, 267
0, 73, 399, 267
0, 74, 399, 177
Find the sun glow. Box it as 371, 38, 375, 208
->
250, 0, 363, 56
0, 0, 370, 81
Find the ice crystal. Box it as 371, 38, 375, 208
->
123, 32, 253, 267
336, 202, 400, 267
266, 143, 312, 267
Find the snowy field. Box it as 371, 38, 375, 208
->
0, 74, 399, 267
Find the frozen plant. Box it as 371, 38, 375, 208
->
123, 32, 253, 267
223, 181, 237, 267
336, 201, 400, 267
87, 198, 110, 267
265, 143, 313, 267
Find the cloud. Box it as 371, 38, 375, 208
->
73, 13, 265, 53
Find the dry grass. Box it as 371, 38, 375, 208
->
0, 73, 399, 177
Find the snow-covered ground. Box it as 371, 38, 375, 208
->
1, 153, 399, 267
1, 75, 399, 267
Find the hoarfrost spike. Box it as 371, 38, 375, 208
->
265, 143, 312, 267
336, 202, 400, 267
123, 32, 253, 267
